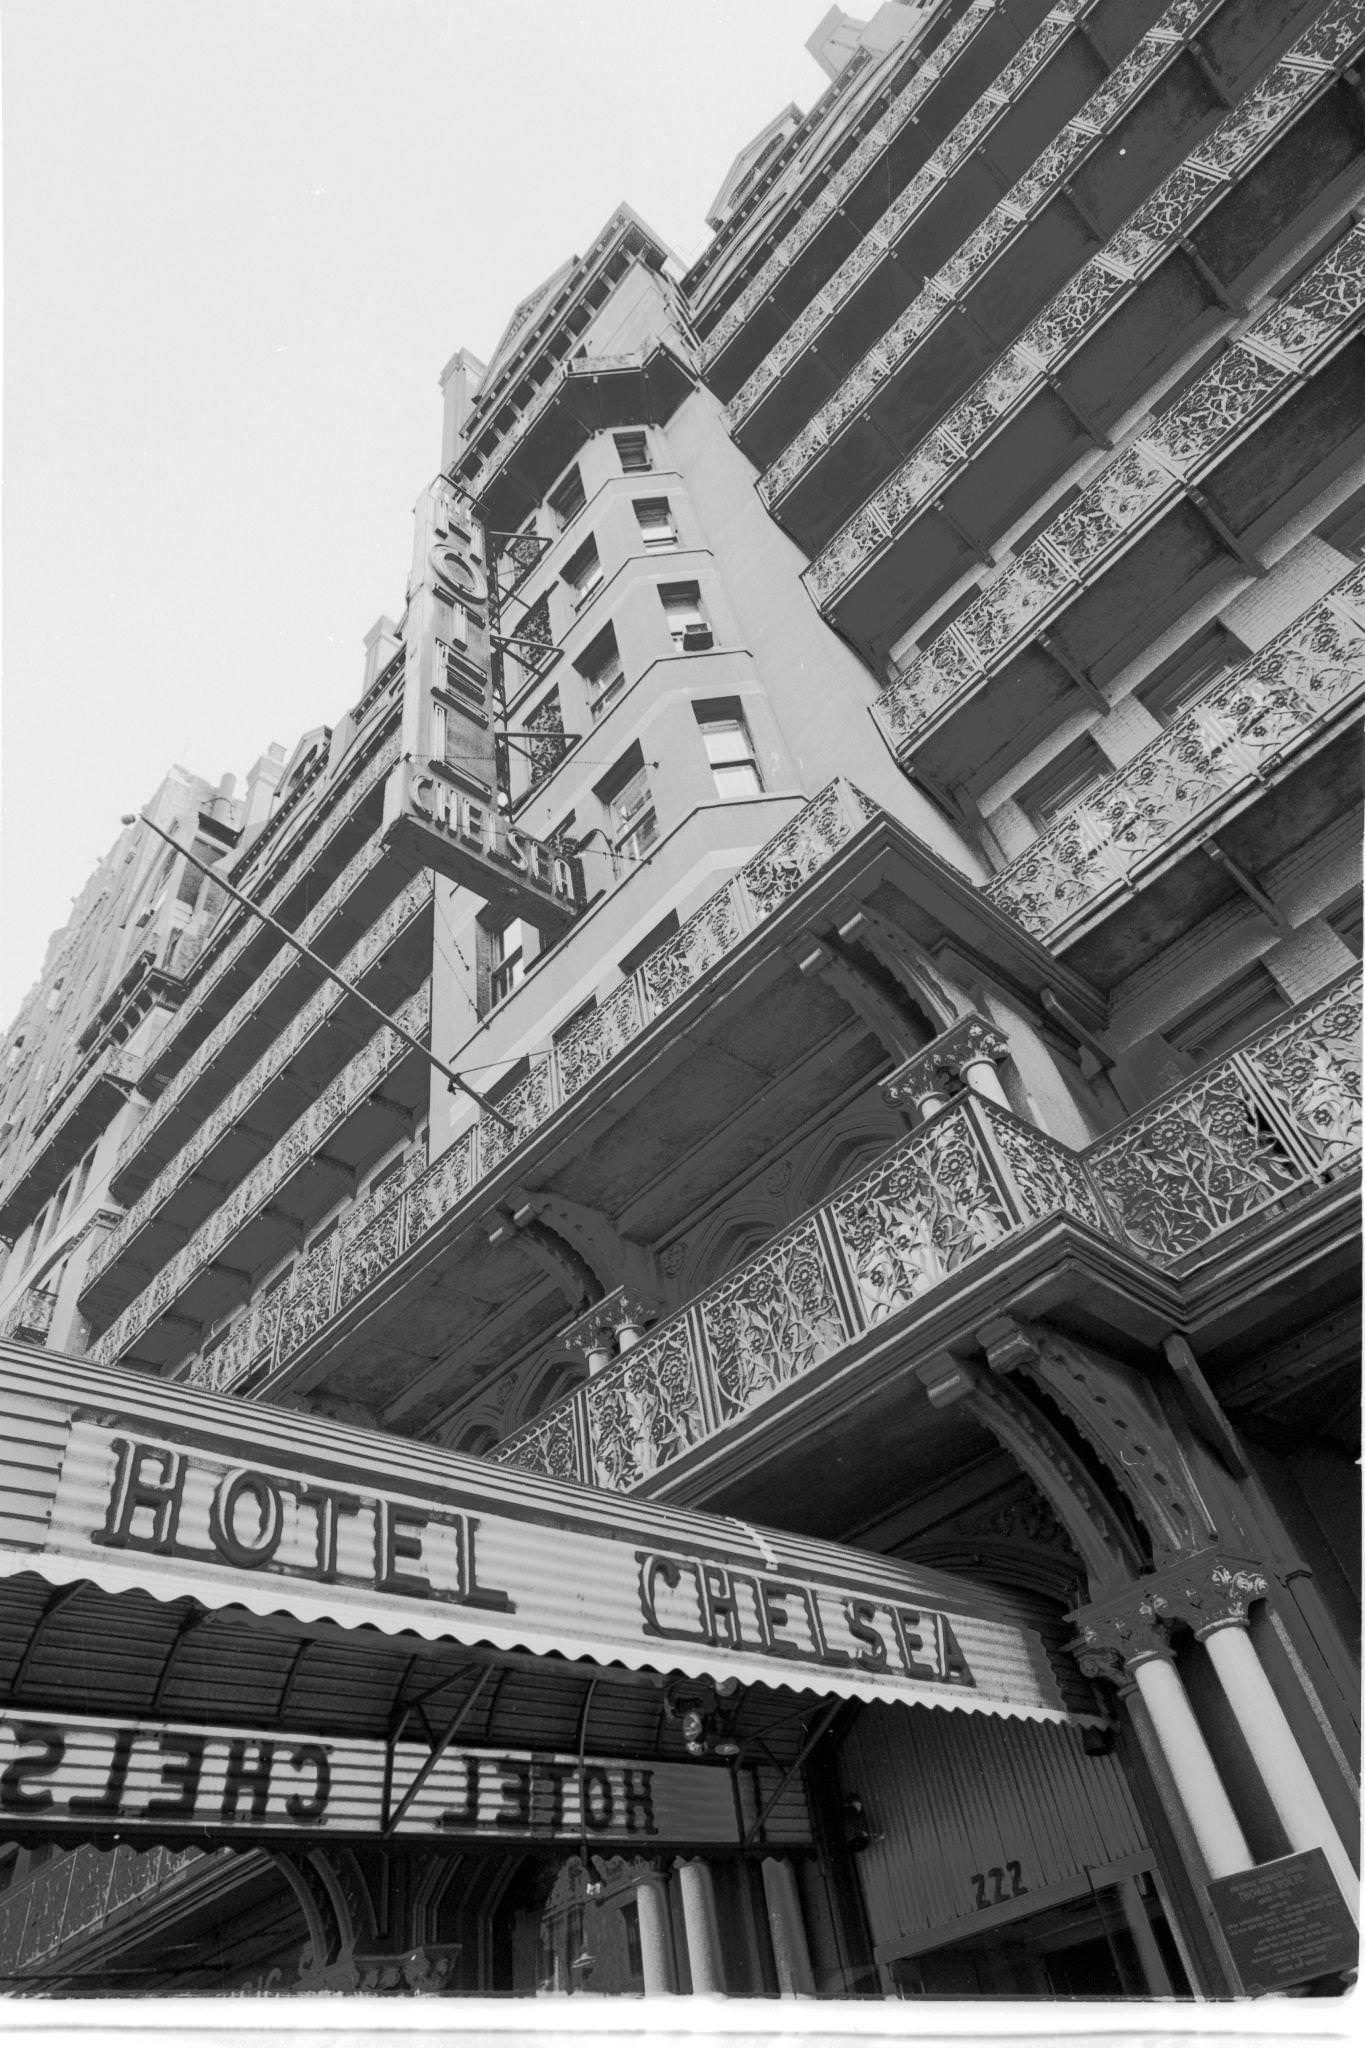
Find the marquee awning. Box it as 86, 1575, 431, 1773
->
0, 1343, 1093, 1732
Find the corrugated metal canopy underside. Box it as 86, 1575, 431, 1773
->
0, 1568, 818, 1763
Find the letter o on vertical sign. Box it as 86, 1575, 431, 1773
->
209, 1470, 286, 1568
582, 1767, 614, 1832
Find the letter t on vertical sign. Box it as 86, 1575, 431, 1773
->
398, 478, 497, 806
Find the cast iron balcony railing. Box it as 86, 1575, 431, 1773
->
125, 732, 401, 1120
983, 570, 1365, 938
732, 0, 1215, 434
167, 782, 878, 1394
89, 983, 431, 1366
464, 353, 642, 501
2, 1282, 58, 1342
115, 816, 399, 1184
491, 970, 1361, 1490
521, 693, 577, 795
698, 0, 1001, 369
88, 873, 434, 1286
872, 222, 1365, 746
774, 3, 1355, 520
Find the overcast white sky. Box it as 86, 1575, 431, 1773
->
1, 0, 831, 1023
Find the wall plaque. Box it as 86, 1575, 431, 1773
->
1207, 1849, 1357, 1994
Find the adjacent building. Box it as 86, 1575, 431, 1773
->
0, 0, 1360, 2002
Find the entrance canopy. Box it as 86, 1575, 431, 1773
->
0, 1343, 1091, 1735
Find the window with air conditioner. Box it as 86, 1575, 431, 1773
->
696, 705, 763, 797
563, 538, 603, 611
548, 464, 586, 529
614, 430, 651, 474
577, 624, 626, 719
660, 580, 712, 651
634, 497, 676, 550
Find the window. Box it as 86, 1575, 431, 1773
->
660, 580, 712, 651
490, 919, 531, 1006
1325, 892, 1363, 960
634, 497, 676, 550
697, 705, 762, 797
548, 464, 586, 529
563, 538, 603, 610
308, 1215, 341, 1255
1168, 965, 1287, 1067
366, 1152, 409, 1201
621, 1902, 643, 1979
577, 625, 626, 719
609, 763, 659, 864
1320, 482, 1365, 558
552, 997, 597, 1047
620, 911, 679, 979
1139, 624, 1249, 727
1015, 735, 1112, 831
614, 430, 651, 474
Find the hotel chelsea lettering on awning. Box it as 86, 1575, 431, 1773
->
0, 1344, 1090, 1727
0, 1712, 787, 1849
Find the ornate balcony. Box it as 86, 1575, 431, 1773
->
491, 969, 1361, 1492
2, 1282, 57, 1343
730, 0, 1210, 436
116, 816, 403, 1193
872, 222, 1365, 748
777, 4, 1351, 530
698, 0, 999, 370
1085, 972, 1361, 1263
983, 573, 1365, 939
126, 732, 402, 1121
86, 872, 434, 1290
168, 782, 878, 1395
0, 1042, 141, 1241
459, 345, 696, 533
89, 983, 431, 1365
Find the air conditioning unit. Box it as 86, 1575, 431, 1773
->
681, 624, 714, 651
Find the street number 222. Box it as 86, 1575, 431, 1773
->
971, 1863, 1026, 1908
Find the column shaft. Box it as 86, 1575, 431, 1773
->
676, 1857, 725, 1995
760, 1857, 815, 1996
1130, 1655, 1252, 1880
634, 1873, 675, 1996
1200, 1622, 1359, 1921
961, 1055, 1010, 1107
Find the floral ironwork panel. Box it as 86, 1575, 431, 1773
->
337, 1202, 405, 1312
740, 784, 849, 915
405, 1131, 477, 1241
828, 1106, 1014, 1323
983, 1107, 1108, 1233
555, 981, 642, 1099
585, 1321, 708, 1488
1242, 971, 1362, 1173
275, 1247, 341, 1365
491, 1404, 582, 1483
641, 892, 744, 1010
479, 1059, 555, 1173
699, 1218, 849, 1424
1086, 1069, 1308, 1264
